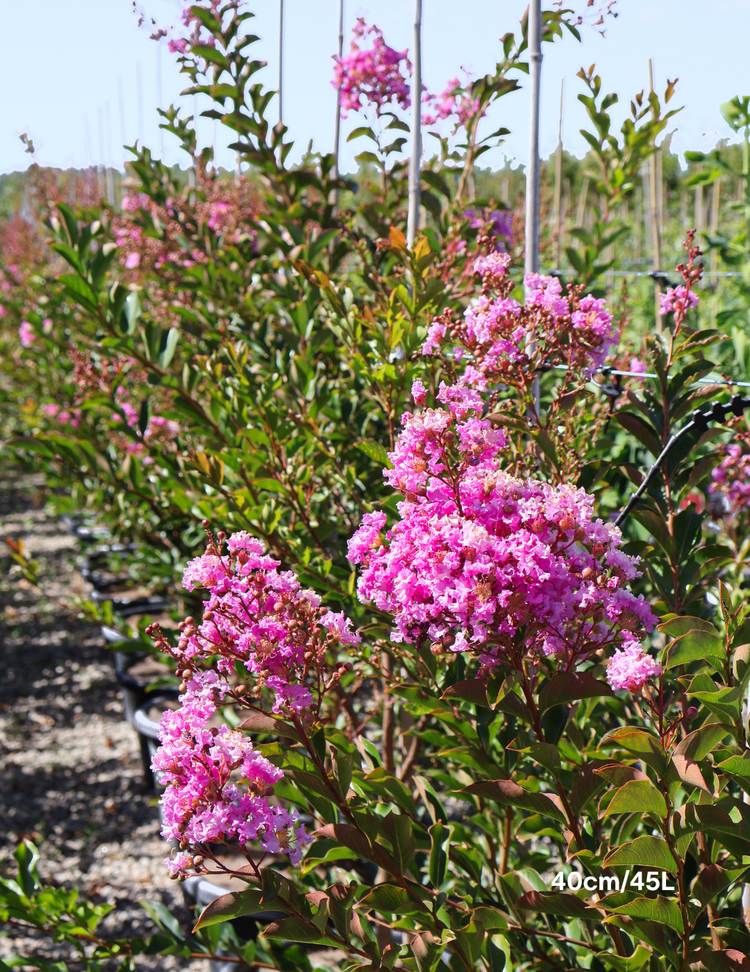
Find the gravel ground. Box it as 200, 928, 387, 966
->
0, 466, 206, 970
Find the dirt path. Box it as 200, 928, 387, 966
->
0, 466, 204, 969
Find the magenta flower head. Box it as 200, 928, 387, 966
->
153, 670, 312, 872
659, 285, 699, 318
151, 529, 359, 718
332, 18, 411, 118
423, 248, 619, 380
348, 384, 656, 673
146, 528, 360, 878
605, 643, 661, 693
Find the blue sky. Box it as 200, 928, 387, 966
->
1, 0, 747, 176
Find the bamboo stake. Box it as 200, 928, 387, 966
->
526, 0, 543, 418
156, 43, 164, 157
525, 0, 543, 276
332, 0, 345, 208
553, 80, 564, 268
711, 177, 721, 324
648, 60, 662, 332
406, 0, 423, 248
136, 62, 144, 145
695, 185, 704, 233
576, 177, 589, 231
278, 0, 284, 125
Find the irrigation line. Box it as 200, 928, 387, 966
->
614, 393, 750, 526
553, 365, 750, 390
507, 269, 745, 278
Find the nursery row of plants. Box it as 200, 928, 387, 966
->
4, 3, 750, 971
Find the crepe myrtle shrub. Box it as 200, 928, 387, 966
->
135, 333, 750, 972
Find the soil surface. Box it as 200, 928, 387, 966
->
0, 466, 205, 970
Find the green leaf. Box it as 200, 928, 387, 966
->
358, 885, 427, 916
602, 727, 667, 775
692, 864, 750, 907
193, 887, 265, 930
602, 895, 684, 933
538, 672, 613, 712
14, 842, 40, 898
515, 891, 592, 920
462, 780, 566, 822
412, 932, 442, 972
441, 678, 488, 706
262, 917, 341, 948
664, 629, 725, 669
674, 722, 731, 762
717, 752, 750, 778
600, 779, 668, 819
158, 328, 179, 369
382, 813, 416, 873
355, 439, 392, 468
595, 946, 652, 972
428, 823, 450, 888
603, 836, 677, 873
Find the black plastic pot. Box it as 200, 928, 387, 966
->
132, 694, 180, 791
93, 592, 171, 612
102, 623, 179, 709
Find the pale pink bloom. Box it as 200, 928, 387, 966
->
125, 252, 141, 269
411, 379, 428, 405
332, 19, 411, 118
606, 643, 661, 692
659, 285, 699, 317
18, 321, 35, 348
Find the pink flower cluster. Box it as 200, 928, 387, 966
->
116, 392, 180, 460
333, 19, 411, 118
348, 383, 656, 673
18, 321, 35, 348
606, 643, 661, 692
659, 285, 699, 318
422, 255, 619, 381
155, 531, 358, 716
43, 404, 83, 429
154, 669, 311, 870
709, 433, 750, 517
113, 176, 258, 281
423, 73, 483, 129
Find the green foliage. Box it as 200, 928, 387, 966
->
4, 6, 750, 972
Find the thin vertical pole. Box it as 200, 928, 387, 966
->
117, 77, 127, 158
137, 62, 144, 146
156, 44, 164, 157
553, 80, 564, 268
576, 177, 589, 230
278, 0, 284, 125
711, 177, 721, 324
648, 59, 663, 332
525, 0, 542, 277
105, 103, 115, 206
332, 0, 345, 208
97, 106, 106, 201
407, 0, 423, 248
525, 0, 542, 419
